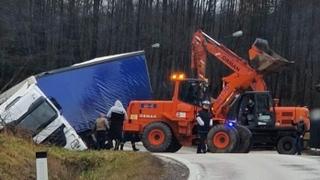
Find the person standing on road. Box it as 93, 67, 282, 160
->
94, 113, 109, 150
196, 100, 213, 154
295, 120, 306, 155
107, 100, 127, 150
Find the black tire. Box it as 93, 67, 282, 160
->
207, 124, 239, 153
141, 122, 172, 152
276, 136, 297, 154
167, 136, 182, 153
235, 125, 252, 153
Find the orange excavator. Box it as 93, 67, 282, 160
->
192, 30, 310, 153
191, 30, 268, 120
123, 30, 310, 154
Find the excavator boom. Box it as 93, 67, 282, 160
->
191, 31, 253, 80
191, 29, 295, 118
192, 30, 293, 81
192, 30, 270, 117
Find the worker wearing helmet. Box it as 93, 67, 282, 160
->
196, 100, 213, 153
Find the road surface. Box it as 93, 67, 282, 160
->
125, 144, 320, 180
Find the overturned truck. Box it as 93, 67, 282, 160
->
0, 51, 152, 149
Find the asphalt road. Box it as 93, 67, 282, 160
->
125, 144, 320, 180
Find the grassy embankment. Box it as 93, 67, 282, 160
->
0, 132, 165, 180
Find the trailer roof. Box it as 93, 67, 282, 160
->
36, 51, 145, 78
0, 51, 146, 106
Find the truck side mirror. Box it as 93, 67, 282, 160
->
49, 97, 62, 113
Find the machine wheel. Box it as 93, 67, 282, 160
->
276, 136, 297, 154
235, 125, 252, 153
141, 122, 172, 152
167, 136, 182, 153
207, 124, 239, 153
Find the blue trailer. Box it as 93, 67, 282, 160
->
36, 51, 152, 136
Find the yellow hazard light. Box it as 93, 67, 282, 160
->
178, 73, 185, 80
130, 114, 138, 120
171, 74, 177, 80
171, 73, 185, 80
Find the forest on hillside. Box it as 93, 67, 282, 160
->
0, 0, 320, 108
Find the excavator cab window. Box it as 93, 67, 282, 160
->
238, 94, 256, 126
179, 80, 208, 106
237, 92, 275, 128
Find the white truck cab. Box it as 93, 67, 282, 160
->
0, 77, 87, 150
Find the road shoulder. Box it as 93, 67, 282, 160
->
155, 154, 201, 180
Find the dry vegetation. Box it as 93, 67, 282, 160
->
0, 132, 168, 180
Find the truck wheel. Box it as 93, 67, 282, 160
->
141, 122, 172, 152
235, 125, 252, 153
207, 124, 239, 153
167, 136, 182, 153
276, 136, 297, 154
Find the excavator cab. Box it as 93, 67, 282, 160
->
229, 91, 275, 128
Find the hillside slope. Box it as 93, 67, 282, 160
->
0, 133, 175, 180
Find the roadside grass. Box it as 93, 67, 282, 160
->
0, 133, 165, 180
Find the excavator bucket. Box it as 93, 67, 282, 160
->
249, 38, 293, 74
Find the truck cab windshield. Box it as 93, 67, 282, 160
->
16, 99, 57, 135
